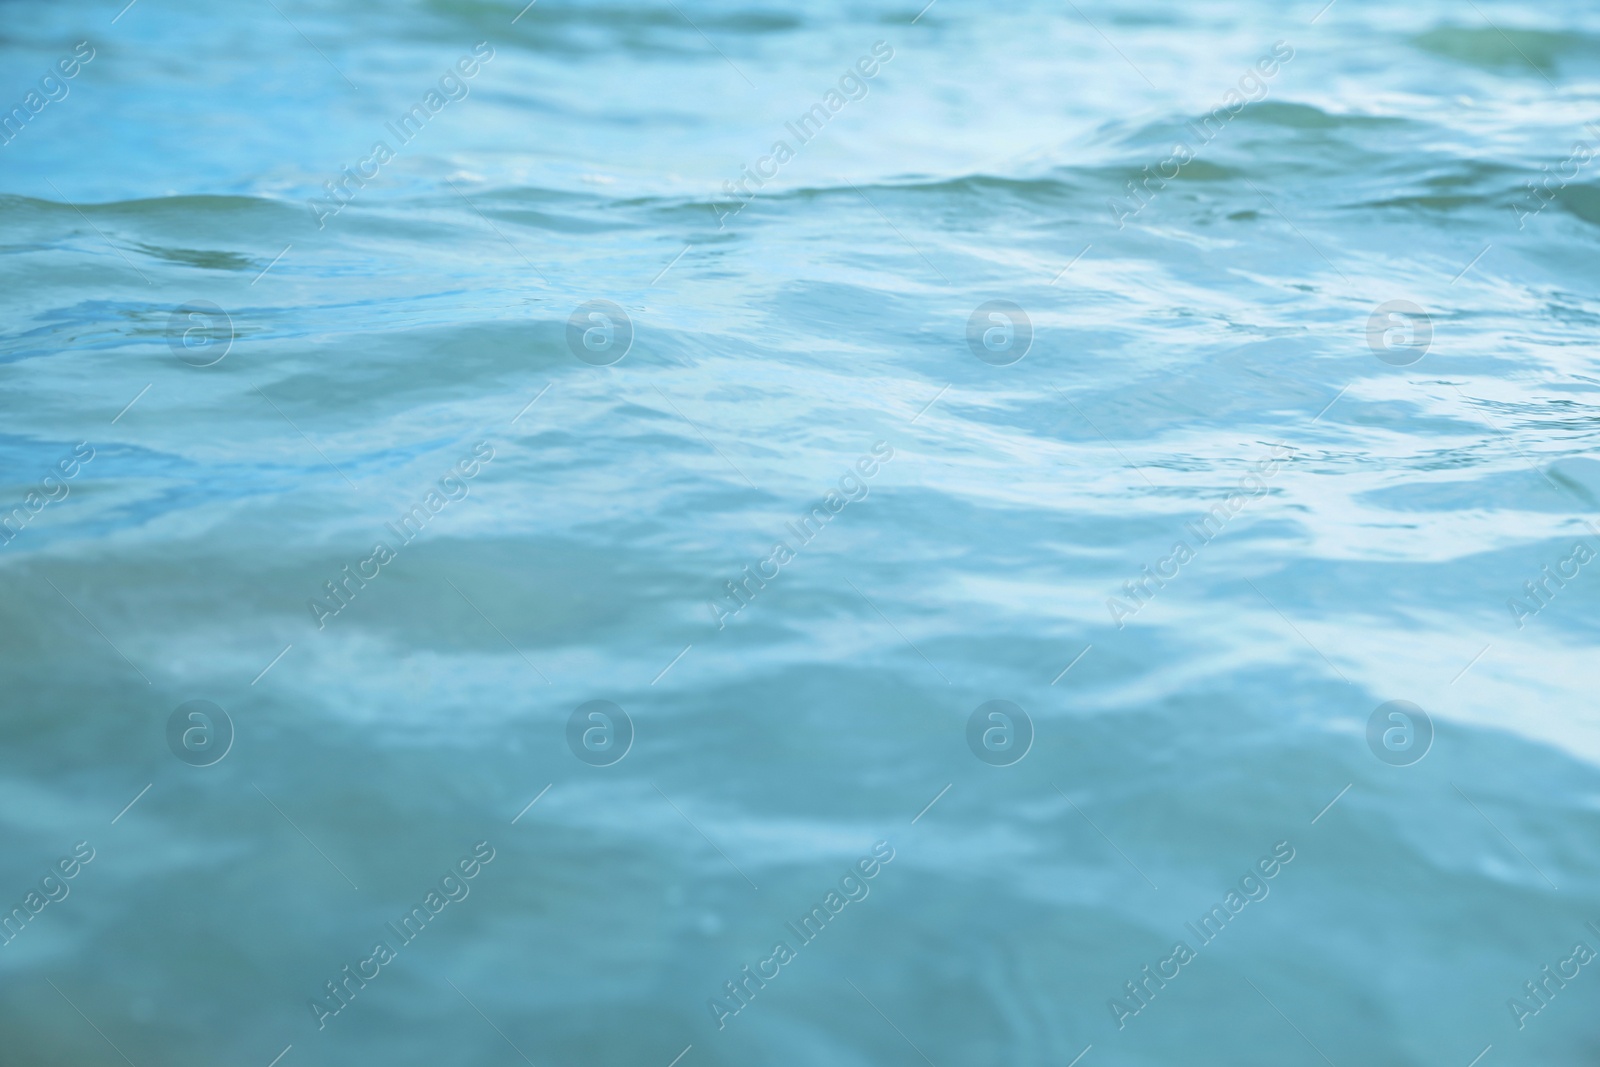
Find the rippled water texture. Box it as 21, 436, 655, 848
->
3, 0, 1600, 1064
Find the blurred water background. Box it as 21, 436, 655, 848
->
3, 0, 1600, 1063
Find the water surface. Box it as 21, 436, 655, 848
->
3, 0, 1600, 1064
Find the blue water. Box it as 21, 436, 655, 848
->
4, 0, 1600, 1063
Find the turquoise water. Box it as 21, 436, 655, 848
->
5, 0, 1600, 1063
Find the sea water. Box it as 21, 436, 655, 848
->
3, 0, 1600, 1063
